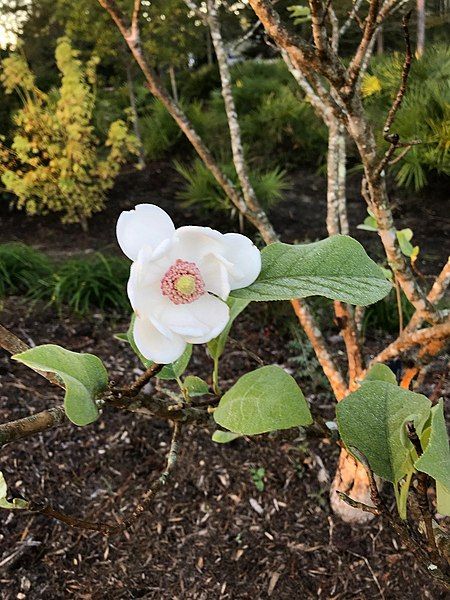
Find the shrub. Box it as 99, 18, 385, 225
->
140, 59, 327, 171
178, 64, 221, 101
363, 44, 450, 190
0, 38, 138, 225
140, 98, 184, 159
175, 159, 290, 214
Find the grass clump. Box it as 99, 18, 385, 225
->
52, 254, 130, 314
0, 243, 53, 298
0, 243, 130, 315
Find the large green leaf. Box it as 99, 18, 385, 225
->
13, 344, 108, 426
364, 363, 397, 385
120, 314, 192, 380
336, 381, 431, 483
214, 365, 312, 435
207, 298, 249, 360
415, 401, 450, 515
0, 472, 29, 510
230, 236, 391, 306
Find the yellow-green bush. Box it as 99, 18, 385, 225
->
0, 38, 138, 225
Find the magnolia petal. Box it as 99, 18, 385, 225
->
200, 254, 231, 300
158, 303, 211, 338
133, 315, 186, 364
117, 204, 175, 261
182, 294, 230, 344
173, 226, 224, 263
127, 260, 167, 314
221, 233, 261, 289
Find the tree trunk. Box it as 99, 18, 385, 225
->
168, 65, 179, 102
330, 449, 377, 523
376, 26, 384, 55
416, 0, 425, 57
126, 62, 145, 169
326, 120, 371, 523
206, 30, 213, 65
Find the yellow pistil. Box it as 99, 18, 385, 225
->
175, 274, 196, 296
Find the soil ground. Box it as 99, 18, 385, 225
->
0, 163, 449, 599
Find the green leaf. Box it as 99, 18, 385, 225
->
357, 215, 378, 232
0, 472, 29, 510
337, 381, 431, 483
436, 481, 450, 517
158, 345, 193, 380
396, 228, 419, 261
208, 298, 249, 360
415, 401, 450, 516
396, 228, 413, 253
113, 332, 129, 342
212, 430, 242, 444
214, 365, 312, 435
183, 375, 210, 397
231, 236, 391, 306
13, 344, 107, 426
364, 364, 397, 385
123, 314, 192, 380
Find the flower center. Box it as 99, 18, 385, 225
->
161, 259, 206, 305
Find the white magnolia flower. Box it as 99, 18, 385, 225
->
117, 204, 261, 364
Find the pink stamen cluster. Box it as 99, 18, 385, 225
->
161, 259, 206, 305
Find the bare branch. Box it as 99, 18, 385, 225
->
426, 258, 450, 306
375, 11, 413, 177
308, 0, 329, 57
290, 299, 349, 400
339, 0, 364, 37
248, 0, 346, 89
206, 0, 260, 216
370, 321, 450, 365
406, 423, 438, 553
130, 0, 142, 44
0, 388, 210, 448
404, 258, 450, 332
383, 12, 412, 139
112, 362, 163, 397
0, 406, 67, 447
345, 0, 380, 95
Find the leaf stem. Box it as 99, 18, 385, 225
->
212, 357, 220, 396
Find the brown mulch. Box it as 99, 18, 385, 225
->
0, 300, 448, 599
0, 163, 449, 599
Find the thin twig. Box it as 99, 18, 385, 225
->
112, 363, 163, 398
376, 11, 413, 177
339, 0, 364, 36
406, 423, 438, 553
383, 11, 412, 139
